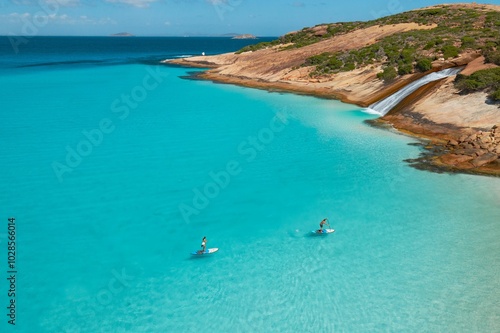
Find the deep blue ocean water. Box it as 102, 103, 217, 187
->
0, 37, 499, 333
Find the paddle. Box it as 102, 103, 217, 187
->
326, 218, 332, 231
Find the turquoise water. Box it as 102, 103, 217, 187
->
1, 39, 499, 333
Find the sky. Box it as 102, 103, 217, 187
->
0, 0, 499, 36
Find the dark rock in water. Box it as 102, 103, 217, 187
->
408, 142, 425, 147
404, 158, 446, 174
471, 153, 498, 167
178, 72, 206, 80
440, 154, 473, 165
111, 32, 134, 37
453, 148, 477, 155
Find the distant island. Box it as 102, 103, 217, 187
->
231, 34, 257, 39
166, 3, 500, 177
111, 32, 134, 37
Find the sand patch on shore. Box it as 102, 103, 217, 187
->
408, 76, 499, 129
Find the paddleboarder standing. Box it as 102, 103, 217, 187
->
319, 218, 328, 232
200, 236, 207, 253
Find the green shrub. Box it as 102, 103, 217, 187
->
483, 41, 498, 50
422, 8, 445, 16
397, 62, 413, 75
416, 58, 433, 72
484, 50, 500, 65
400, 48, 416, 63
383, 45, 401, 62
423, 41, 435, 50
461, 36, 476, 49
305, 52, 331, 66
377, 66, 397, 82
442, 45, 459, 59
235, 42, 274, 54
455, 68, 500, 94
434, 38, 444, 45
490, 88, 500, 101
455, 78, 484, 91
343, 62, 356, 71
327, 57, 343, 70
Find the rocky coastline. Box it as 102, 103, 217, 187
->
371, 120, 500, 176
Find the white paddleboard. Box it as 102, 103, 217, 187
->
191, 248, 219, 255
311, 229, 335, 235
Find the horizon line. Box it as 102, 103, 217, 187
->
1, 35, 278, 38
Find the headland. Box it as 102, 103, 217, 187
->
165, 3, 500, 176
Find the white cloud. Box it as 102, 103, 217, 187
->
44, 0, 80, 6
206, 0, 241, 20
206, 0, 233, 5
164, 21, 171, 26
1, 12, 116, 25
6, 12, 31, 21
9, 0, 80, 6
10, 0, 36, 5
105, 0, 157, 8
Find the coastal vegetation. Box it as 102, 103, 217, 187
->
455, 67, 500, 101
236, 5, 500, 82
304, 7, 499, 78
